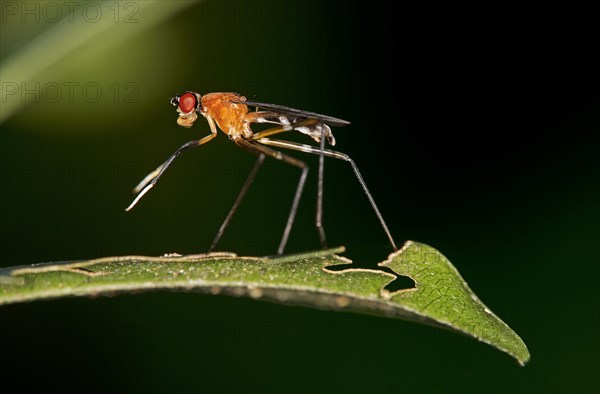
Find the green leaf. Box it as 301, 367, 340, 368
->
0, 241, 529, 365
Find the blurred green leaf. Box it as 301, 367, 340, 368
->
0, 241, 529, 365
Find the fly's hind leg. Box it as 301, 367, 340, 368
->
235, 139, 308, 255
256, 138, 398, 251
249, 119, 328, 249
210, 121, 315, 253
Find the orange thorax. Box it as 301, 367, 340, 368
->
201, 92, 250, 138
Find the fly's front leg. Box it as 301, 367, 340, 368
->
125, 117, 218, 211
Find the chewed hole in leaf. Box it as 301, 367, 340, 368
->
380, 269, 415, 292
325, 263, 415, 292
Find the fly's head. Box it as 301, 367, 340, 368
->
170, 91, 202, 128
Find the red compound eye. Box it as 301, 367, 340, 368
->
178, 92, 197, 113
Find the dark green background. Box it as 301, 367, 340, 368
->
1, 1, 598, 393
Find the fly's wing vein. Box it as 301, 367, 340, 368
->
232, 99, 350, 127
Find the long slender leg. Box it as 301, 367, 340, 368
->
236, 139, 308, 255
125, 133, 216, 211
250, 118, 319, 140
251, 121, 330, 249
316, 127, 327, 248
207, 120, 315, 253
256, 138, 398, 251
209, 154, 266, 252
210, 122, 315, 251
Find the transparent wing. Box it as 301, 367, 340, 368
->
233, 99, 351, 127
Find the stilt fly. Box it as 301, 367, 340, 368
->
126, 92, 397, 255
